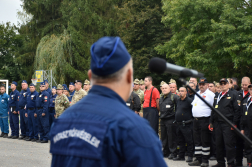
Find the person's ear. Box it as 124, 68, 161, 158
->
126, 68, 133, 84
88, 69, 92, 80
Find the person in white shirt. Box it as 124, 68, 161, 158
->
188, 77, 215, 167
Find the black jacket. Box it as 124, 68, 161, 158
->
211, 89, 240, 125
159, 92, 179, 119
238, 90, 250, 130
126, 91, 141, 112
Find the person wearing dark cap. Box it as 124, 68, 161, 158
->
210, 78, 240, 167
70, 80, 87, 106
62, 84, 71, 102
26, 83, 39, 141
8, 81, 20, 139
189, 77, 215, 167
18, 80, 30, 140
126, 88, 141, 114
242, 84, 252, 167
0, 85, 9, 138
49, 36, 167, 167
44, 79, 52, 96
49, 86, 57, 128
68, 82, 75, 102
35, 82, 50, 143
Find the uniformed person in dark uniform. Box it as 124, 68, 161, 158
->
174, 87, 194, 162
18, 80, 30, 140
49, 86, 57, 128
244, 84, 252, 167
239, 77, 251, 165
159, 83, 179, 160
49, 36, 167, 167
26, 83, 39, 141
68, 82, 75, 102
36, 82, 50, 143
8, 81, 19, 139
44, 79, 52, 96
210, 78, 240, 167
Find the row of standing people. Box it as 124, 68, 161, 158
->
0, 79, 90, 143
128, 76, 252, 167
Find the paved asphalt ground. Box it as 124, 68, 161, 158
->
0, 135, 249, 167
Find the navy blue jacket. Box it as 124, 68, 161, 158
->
18, 88, 30, 109
49, 94, 57, 108
69, 90, 75, 102
0, 93, 9, 116
50, 85, 167, 167
9, 89, 19, 111
26, 91, 38, 113
46, 88, 52, 96
36, 90, 50, 114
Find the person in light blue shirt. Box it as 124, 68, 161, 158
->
0, 85, 9, 138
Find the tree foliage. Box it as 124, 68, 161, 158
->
156, 0, 252, 82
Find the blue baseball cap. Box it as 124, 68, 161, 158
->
12, 81, 17, 86
30, 83, 35, 87
22, 80, 27, 84
90, 36, 131, 76
44, 79, 48, 83
69, 82, 75, 86
40, 82, 46, 86
52, 86, 56, 89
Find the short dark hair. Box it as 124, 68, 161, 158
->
0, 85, 6, 89
208, 82, 215, 86
145, 76, 153, 82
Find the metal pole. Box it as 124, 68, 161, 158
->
179, 78, 252, 147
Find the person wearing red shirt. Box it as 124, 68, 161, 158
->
143, 76, 160, 134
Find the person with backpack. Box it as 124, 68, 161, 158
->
159, 84, 179, 159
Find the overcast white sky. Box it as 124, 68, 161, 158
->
0, 0, 23, 26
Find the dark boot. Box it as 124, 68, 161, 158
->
3, 133, 8, 138
0, 133, 4, 137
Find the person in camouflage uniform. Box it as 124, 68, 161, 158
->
160, 81, 167, 97
55, 84, 70, 118
83, 79, 91, 93
133, 79, 144, 104
71, 80, 87, 106
139, 79, 145, 92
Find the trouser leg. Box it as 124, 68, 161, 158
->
28, 111, 34, 139
235, 123, 243, 164
167, 118, 177, 155
41, 113, 49, 141
13, 113, 19, 136
182, 123, 194, 157
193, 119, 202, 162
201, 119, 211, 163
9, 112, 14, 136
177, 125, 186, 158
20, 108, 25, 136
222, 123, 236, 165
215, 122, 226, 165
143, 107, 159, 134
3, 117, 9, 134
160, 119, 169, 155
0, 117, 3, 133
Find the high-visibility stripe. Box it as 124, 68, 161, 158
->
202, 152, 210, 155
202, 147, 210, 151
195, 146, 202, 150
195, 151, 202, 154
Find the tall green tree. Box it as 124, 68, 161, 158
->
116, 0, 174, 86
0, 23, 23, 83
156, 0, 252, 82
